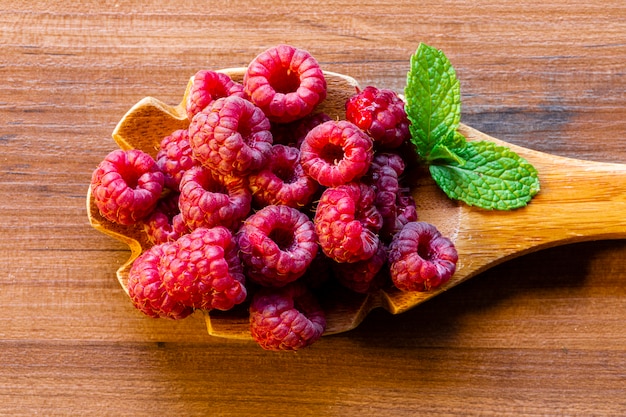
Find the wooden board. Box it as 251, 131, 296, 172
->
2, 1, 626, 415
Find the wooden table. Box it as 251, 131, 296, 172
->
2, 1, 626, 415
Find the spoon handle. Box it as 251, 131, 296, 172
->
449, 125, 626, 286
381, 124, 626, 316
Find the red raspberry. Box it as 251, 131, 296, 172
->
186, 70, 246, 120
142, 192, 188, 245
248, 144, 319, 208
237, 205, 318, 287
188, 96, 273, 177
243, 44, 327, 123
388, 221, 458, 292
178, 165, 251, 231
332, 242, 387, 293
127, 243, 194, 319
363, 152, 417, 241
249, 283, 326, 351
345, 85, 410, 149
160, 226, 247, 311
314, 182, 382, 263
300, 120, 373, 187
91, 149, 164, 226
155, 129, 197, 192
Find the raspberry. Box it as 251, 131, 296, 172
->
345, 85, 410, 149
388, 221, 458, 292
248, 144, 319, 208
186, 70, 246, 120
160, 226, 247, 311
363, 152, 417, 241
155, 129, 197, 191
142, 192, 188, 245
237, 205, 318, 287
243, 44, 327, 123
127, 243, 194, 319
188, 96, 273, 177
314, 182, 382, 263
91, 149, 164, 226
332, 242, 387, 293
300, 120, 373, 187
249, 283, 326, 351
178, 165, 251, 231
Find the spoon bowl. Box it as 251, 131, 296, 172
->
87, 68, 626, 338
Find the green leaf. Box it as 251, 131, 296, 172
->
405, 43, 461, 159
429, 141, 541, 210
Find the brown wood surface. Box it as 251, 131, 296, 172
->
2, 1, 626, 415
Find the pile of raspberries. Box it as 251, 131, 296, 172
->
91, 44, 458, 351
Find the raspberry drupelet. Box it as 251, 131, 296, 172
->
127, 243, 194, 320
345, 85, 410, 149
155, 129, 197, 192
91, 149, 164, 226
188, 95, 273, 177
388, 221, 458, 292
243, 44, 327, 123
186, 70, 246, 120
249, 282, 326, 351
160, 226, 247, 311
237, 205, 319, 287
300, 120, 373, 188
248, 144, 319, 208
178, 165, 251, 231
314, 182, 382, 263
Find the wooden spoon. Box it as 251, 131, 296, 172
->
87, 68, 626, 340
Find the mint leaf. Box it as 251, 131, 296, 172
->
405, 43, 461, 159
429, 141, 541, 210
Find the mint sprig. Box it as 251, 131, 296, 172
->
404, 43, 540, 210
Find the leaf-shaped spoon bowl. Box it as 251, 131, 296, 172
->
87, 68, 626, 339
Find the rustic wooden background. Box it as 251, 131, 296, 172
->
1, 1, 626, 415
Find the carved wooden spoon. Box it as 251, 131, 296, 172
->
87, 68, 626, 340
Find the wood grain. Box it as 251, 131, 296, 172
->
2, 1, 626, 416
